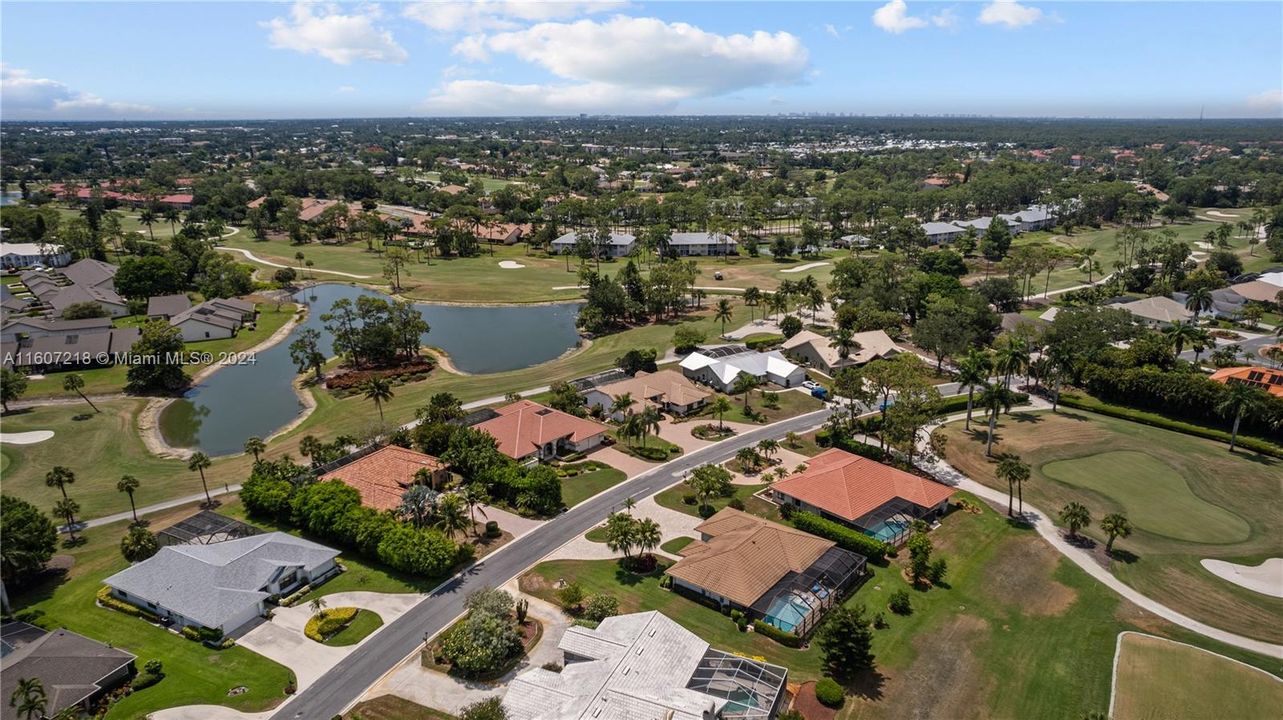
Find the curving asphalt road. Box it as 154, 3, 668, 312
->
267, 407, 835, 719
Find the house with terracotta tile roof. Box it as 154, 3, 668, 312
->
770, 448, 955, 545
582, 369, 711, 421
1209, 366, 1283, 398
473, 400, 609, 462
666, 508, 866, 636
318, 445, 451, 511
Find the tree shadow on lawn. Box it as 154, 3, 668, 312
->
844, 668, 887, 701
612, 559, 668, 587
1108, 548, 1141, 565
1009, 411, 1043, 424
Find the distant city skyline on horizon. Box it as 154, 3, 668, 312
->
2, 1, 1280, 121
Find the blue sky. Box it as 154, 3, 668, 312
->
2, 1, 1280, 120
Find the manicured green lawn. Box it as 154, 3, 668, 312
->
938, 408, 1283, 644
653, 482, 780, 522
560, 465, 628, 509
660, 536, 694, 554
323, 610, 384, 647
692, 388, 825, 426
606, 429, 684, 462
584, 526, 609, 543
346, 694, 457, 719
1111, 633, 1283, 720
7, 504, 292, 719
1041, 450, 1250, 543
521, 493, 1281, 719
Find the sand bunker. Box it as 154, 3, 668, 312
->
0, 430, 55, 445
498, 260, 525, 269
1206, 210, 1240, 219
1194, 241, 1215, 250
1200, 558, 1283, 598
780, 261, 830, 273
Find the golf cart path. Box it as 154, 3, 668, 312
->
217, 246, 372, 279
917, 404, 1283, 659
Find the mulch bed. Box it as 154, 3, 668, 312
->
790, 681, 838, 720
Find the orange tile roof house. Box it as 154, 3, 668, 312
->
666, 508, 866, 636
770, 449, 955, 545
473, 400, 609, 462
1210, 366, 1283, 398
318, 445, 450, 512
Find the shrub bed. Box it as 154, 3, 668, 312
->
325, 358, 434, 393
1057, 391, 1283, 458
815, 678, 846, 708
95, 586, 159, 622
790, 511, 890, 562
131, 671, 163, 691
305, 607, 359, 642
692, 423, 737, 440
744, 334, 785, 351
752, 620, 805, 648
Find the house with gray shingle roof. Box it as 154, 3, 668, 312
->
147, 293, 192, 319
104, 532, 339, 634
1, 622, 135, 720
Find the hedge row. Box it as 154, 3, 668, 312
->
752, 620, 804, 648
937, 391, 1028, 416
744, 334, 785, 351
305, 607, 359, 642
790, 511, 890, 562
131, 671, 163, 691
1057, 392, 1283, 458
96, 586, 161, 623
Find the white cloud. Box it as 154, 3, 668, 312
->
931, 7, 959, 29
978, 1, 1044, 29
1246, 88, 1283, 111
0, 64, 154, 118
452, 33, 491, 62
825, 23, 840, 38
264, 2, 408, 65
336, 85, 357, 93
403, 1, 622, 33
872, 0, 927, 34
427, 16, 808, 115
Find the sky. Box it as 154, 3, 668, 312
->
1, 1, 1280, 121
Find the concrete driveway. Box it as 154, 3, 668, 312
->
238, 591, 422, 691
364, 582, 571, 716
726, 447, 811, 485
545, 494, 701, 562
587, 446, 656, 479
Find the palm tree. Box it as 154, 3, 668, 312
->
1184, 286, 1213, 321
994, 337, 1030, 390
784, 430, 800, 449
732, 371, 759, 410
634, 518, 661, 560
1163, 320, 1199, 358
61, 373, 98, 412
1100, 513, 1132, 554
829, 327, 859, 362
244, 436, 266, 462
117, 474, 141, 524
362, 377, 394, 421
299, 435, 323, 465
619, 411, 642, 448
978, 384, 1015, 457
9, 677, 47, 720
622, 497, 637, 514
399, 484, 437, 527
757, 438, 779, 464
1059, 502, 1091, 540
309, 596, 328, 617
188, 452, 213, 506
435, 494, 470, 539
609, 392, 634, 419
53, 497, 81, 542
460, 484, 489, 535
710, 395, 732, 431
956, 349, 991, 431
636, 405, 661, 449
743, 286, 762, 322
163, 206, 181, 235
1216, 382, 1265, 452
736, 446, 761, 473
807, 286, 826, 321
138, 208, 157, 240
45, 466, 75, 501
767, 291, 788, 321
713, 298, 734, 337
995, 454, 1030, 517
1189, 326, 1213, 364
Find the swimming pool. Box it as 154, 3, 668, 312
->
763, 593, 811, 633
864, 518, 911, 544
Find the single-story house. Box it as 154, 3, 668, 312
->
147, 293, 192, 320
45, 282, 129, 318
473, 399, 610, 462
1007, 204, 1057, 232
781, 329, 900, 375
0, 242, 71, 269
999, 312, 1048, 334
667, 508, 866, 636
835, 234, 873, 249
952, 216, 993, 234
478, 222, 532, 245
1209, 366, 1283, 398
4, 326, 139, 370
920, 221, 966, 245
679, 347, 807, 392
318, 445, 452, 511
1112, 296, 1194, 325
1, 623, 136, 720
1, 315, 113, 345
103, 532, 340, 635
770, 448, 955, 545
1227, 280, 1282, 304
550, 231, 637, 258
583, 368, 711, 420
169, 298, 255, 342
0, 284, 31, 315
503, 611, 788, 720
17, 259, 127, 318
669, 231, 736, 256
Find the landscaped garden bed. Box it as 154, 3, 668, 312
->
325, 357, 434, 394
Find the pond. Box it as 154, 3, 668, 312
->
159, 283, 582, 456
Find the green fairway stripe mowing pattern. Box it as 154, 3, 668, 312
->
1040, 450, 1251, 544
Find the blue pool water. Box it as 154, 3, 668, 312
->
865, 519, 911, 543
764, 594, 811, 633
